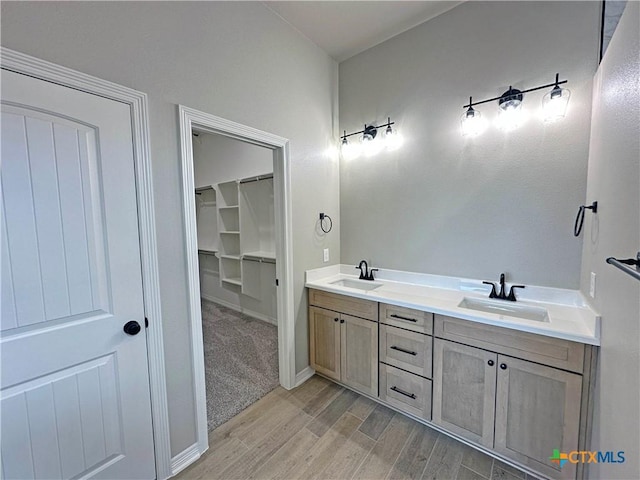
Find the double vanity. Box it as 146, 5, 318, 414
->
305, 264, 600, 480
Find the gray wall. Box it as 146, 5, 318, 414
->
339, 1, 600, 288
579, 3, 640, 478
0, 1, 340, 458
193, 132, 273, 187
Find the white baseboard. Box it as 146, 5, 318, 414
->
294, 366, 315, 387
200, 294, 277, 326
170, 443, 203, 476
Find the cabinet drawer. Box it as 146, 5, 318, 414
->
380, 324, 432, 378
380, 303, 433, 334
434, 314, 585, 373
309, 289, 378, 321
379, 364, 432, 420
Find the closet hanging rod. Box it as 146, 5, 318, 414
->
606, 253, 640, 282
243, 256, 276, 264
240, 173, 274, 184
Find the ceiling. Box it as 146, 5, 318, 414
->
264, 1, 464, 62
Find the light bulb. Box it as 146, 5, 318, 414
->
340, 137, 361, 160
542, 86, 571, 123
362, 133, 382, 157
497, 101, 524, 131
497, 87, 525, 131
384, 125, 403, 150
461, 107, 485, 137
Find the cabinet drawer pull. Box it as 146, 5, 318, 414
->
390, 314, 417, 323
390, 345, 417, 356
390, 386, 417, 399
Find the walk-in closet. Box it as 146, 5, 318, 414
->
192, 131, 278, 430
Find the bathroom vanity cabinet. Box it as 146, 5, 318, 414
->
308, 289, 378, 396
433, 314, 590, 480
307, 288, 597, 480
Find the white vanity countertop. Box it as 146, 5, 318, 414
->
305, 265, 601, 346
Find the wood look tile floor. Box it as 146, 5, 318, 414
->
177, 376, 538, 480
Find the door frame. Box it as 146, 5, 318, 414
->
177, 105, 296, 456
0, 48, 172, 479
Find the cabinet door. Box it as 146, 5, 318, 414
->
341, 314, 378, 396
432, 339, 497, 447
309, 306, 341, 381
494, 356, 582, 480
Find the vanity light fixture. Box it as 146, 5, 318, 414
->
542, 73, 571, 123
461, 97, 486, 137
341, 131, 362, 160
462, 73, 569, 135
496, 86, 525, 131
383, 120, 403, 150
340, 117, 402, 159
361, 124, 382, 157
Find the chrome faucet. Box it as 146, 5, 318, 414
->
483, 273, 525, 301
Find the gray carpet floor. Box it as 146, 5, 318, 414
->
201, 299, 279, 431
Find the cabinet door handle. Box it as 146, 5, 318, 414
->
390, 314, 417, 323
488, 360, 494, 366
500, 363, 507, 370
390, 386, 417, 399
390, 345, 417, 356
340, 319, 345, 324
334, 318, 339, 322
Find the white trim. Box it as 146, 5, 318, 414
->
178, 105, 296, 460
200, 294, 277, 326
170, 443, 203, 476
1, 48, 172, 480
294, 366, 316, 387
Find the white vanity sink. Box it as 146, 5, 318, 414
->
330, 278, 383, 291
458, 297, 550, 322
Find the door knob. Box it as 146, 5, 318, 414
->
123, 320, 142, 336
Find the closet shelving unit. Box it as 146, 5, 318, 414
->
239, 174, 275, 259
196, 173, 276, 295
239, 174, 276, 298
195, 186, 218, 256
217, 180, 242, 287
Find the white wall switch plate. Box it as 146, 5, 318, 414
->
590, 272, 596, 298
323, 248, 329, 263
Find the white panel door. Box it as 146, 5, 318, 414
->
1, 69, 155, 479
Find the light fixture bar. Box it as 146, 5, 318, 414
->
341, 117, 395, 140
462, 74, 568, 109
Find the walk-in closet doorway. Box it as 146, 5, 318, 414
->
195, 132, 279, 432
178, 106, 294, 456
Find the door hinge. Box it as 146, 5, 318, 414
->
145, 317, 149, 328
